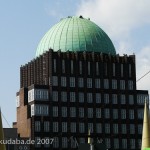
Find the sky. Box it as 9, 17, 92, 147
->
0, 0, 150, 127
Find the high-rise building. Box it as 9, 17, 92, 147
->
13, 16, 149, 150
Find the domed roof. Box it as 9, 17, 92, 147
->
36, 16, 116, 57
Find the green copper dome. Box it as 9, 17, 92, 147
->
36, 16, 116, 57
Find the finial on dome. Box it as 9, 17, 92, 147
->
79, 15, 83, 19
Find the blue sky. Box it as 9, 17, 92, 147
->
0, 0, 150, 127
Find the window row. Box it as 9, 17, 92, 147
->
35, 122, 140, 134
53, 59, 133, 78
53, 107, 139, 119
31, 104, 49, 116
28, 89, 49, 102
52, 76, 134, 90
52, 92, 135, 104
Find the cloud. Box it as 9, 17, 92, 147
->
76, 0, 150, 39
77, 0, 150, 92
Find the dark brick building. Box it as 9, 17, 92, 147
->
13, 16, 148, 150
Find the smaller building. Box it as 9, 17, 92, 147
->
4, 128, 30, 150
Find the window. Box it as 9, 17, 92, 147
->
122, 139, 127, 149
129, 95, 134, 104
62, 107, 67, 117
96, 123, 102, 133
120, 80, 125, 90
44, 137, 50, 148
96, 93, 101, 103
78, 78, 84, 87
105, 109, 110, 118
61, 77, 66, 87
35, 121, 41, 132
62, 60, 65, 73
70, 77, 75, 87
130, 124, 135, 134
31, 104, 35, 116
79, 108, 84, 118
130, 139, 135, 149
114, 139, 119, 149
129, 110, 134, 119
87, 78, 92, 88
16, 95, 20, 107
129, 64, 132, 77
79, 92, 84, 102
31, 104, 49, 116
70, 92, 75, 102
113, 109, 118, 119
128, 80, 133, 90
88, 108, 93, 118
79, 61, 82, 74
121, 109, 126, 119
113, 124, 118, 134
138, 109, 144, 119
35, 137, 41, 148
104, 79, 109, 89
71, 138, 77, 148
35, 89, 40, 99
88, 62, 90, 75
53, 122, 58, 132
53, 59, 56, 73
28, 89, 34, 102
52, 76, 58, 86
71, 122, 76, 133
53, 106, 58, 117
80, 138, 85, 143
79, 123, 85, 133
104, 94, 109, 103
95, 79, 100, 88
88, 123, 93, 133
122, 124, 127, 134
112, 79, 117, 89
104, 63, 107, 76
138, 125, 142, 134
121, 64, 124, 77
53, 137, 59, 148
105, 138, 111, 148
121, 94, 126, 104
96, 62, 99, 75
62, 137, 68, 148
71, 60, 74, 74
96, 108, 101, 118
105, 124, 110, 133
61, 92, 67, 102
137, 94, 149, 104
70, 107, 76, 117
113, 63, 116, 76
44, 121, 49, 132
52, 91, 58, 101
34, 89, 49, 100
138, 140, 142, 149
62, 122, 67, 132
112, 94, 118, 104
87, 93, 93, 103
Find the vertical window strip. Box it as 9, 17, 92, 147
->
79, 61, 82, 74
62, 60, 65, 73
71, 60, 73, 74
121, 64, 123, 77
88, 62, 90, 75
113, 63, 115, 76
53, 59, 56, 73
